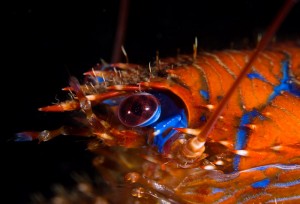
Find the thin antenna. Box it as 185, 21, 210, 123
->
111, 0, 130, 63
186, 0, 297, 156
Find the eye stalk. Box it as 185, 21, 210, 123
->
118, 93, 161, 127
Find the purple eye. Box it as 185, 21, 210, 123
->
118, 93, 161, 127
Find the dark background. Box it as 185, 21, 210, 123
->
4, 0, 300, 203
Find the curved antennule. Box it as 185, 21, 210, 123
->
182, 0, 297, 159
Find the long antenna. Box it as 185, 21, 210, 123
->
186, 0, 297, 155
111, 0, 130, 63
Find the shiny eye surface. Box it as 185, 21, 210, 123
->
118, 93, 161, 127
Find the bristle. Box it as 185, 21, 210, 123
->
271, 145, 283, 151
243, 124, 257, 130
203, 164, 216, 170
174, 128, 201, 136
218, 140, 233, 148
206, 104, 214, 111
214, 160, 225, 166
234, 150, 249, 156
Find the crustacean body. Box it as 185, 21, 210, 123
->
16, 0, 300, 203
17, 41, 300, 203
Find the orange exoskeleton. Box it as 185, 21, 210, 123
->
16, 0, 300, 203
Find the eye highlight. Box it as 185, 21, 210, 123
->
118, 93, 161, 127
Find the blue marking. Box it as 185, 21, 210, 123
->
200, 114, 207, 122
252, 165, 269, 171
251, 178, 270, 188
153, 114, 182, 137
233, 109, 262, 170
154, 129, 177, 152
103, 97, 124, 106
235, 109, 261, 150
247, 72, 267, 82
200, 89, 210, 101
15, 132, 34, 142
268, 60, 300, 101
96, 76, 104, 83
145, 92, 188, 152
211, 188, 223, 194
153, 111, 187, 152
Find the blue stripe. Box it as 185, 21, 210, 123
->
149, 91, 188, 152
233, 109, 263, 170
153, 111, 187, 152
234, 59, 300, 170
200, 89, 210, 101
247, 72, 267, 82
96, 76, 104, 83
251, 178, 270, 188
268, 60, 300, 101
211, 188, 223, 194
235, 110, 261, 150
